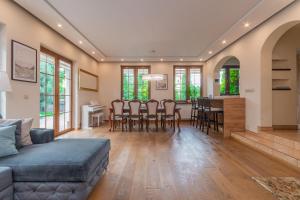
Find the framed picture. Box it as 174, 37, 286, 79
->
79, 68, 99, 92
156, 74, 168, 90
11, 40, 37, 83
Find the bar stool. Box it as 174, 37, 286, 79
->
190, 97, 198, 126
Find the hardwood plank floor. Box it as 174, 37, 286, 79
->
60, 124, 300, 200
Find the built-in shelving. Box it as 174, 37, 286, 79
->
272, 88, 291, 91
272, 56, 292, 92
272, 58, 288, 62
272, 68, 291, 71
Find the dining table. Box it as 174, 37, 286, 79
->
108, 106, 181, 131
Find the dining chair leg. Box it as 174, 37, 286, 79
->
173, 118, 176, 131
155, 118, 158, 132
146, 120, 149, 132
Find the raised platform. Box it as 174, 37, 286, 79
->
231, 130, 300, 169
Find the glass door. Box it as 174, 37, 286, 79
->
58, 60, 72, 133
40, 53, 56, 129
39, 48, 72, 135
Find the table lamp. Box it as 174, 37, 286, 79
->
0, 71, 11, 119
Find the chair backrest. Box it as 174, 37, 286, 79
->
123, 100, 129, 108
163, 99, 176, 116
129, 100, 141, 116
202, 98, 212, 111
160, 99, 167, 108
146, 99, 159, 116
111, 99, 124, 115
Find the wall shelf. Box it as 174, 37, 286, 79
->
272, 68, 291, 71
272, 88, 291, 90
272, 59, 288, 61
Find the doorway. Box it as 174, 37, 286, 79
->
39, 47, 73, 136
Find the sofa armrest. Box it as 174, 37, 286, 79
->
30, 128, 54, 144
0, 167, 12, 197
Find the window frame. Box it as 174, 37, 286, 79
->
173, 65, 203, 103
220, 65, 240, 96
120, 65, 151, 101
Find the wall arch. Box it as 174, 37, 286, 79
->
260, 21, 300, 127
211, 56, 240, 96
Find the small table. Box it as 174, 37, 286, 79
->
109, 106, 181, 131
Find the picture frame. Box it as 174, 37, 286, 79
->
156, 74, 168, 90
78, 68, 99, 92
11, 40, 37, 83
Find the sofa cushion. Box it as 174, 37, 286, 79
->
0, 119, 22, 149
0, 167, 12, 191
0, 138, 110, 182
20, 118, 33, 146
0, 126, 18, 158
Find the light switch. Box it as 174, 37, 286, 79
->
245, 89, 255, 93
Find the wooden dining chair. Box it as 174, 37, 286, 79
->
162, 99, 177, 131
145, 99, 159, 131
160, 99, 167, 127
128, 100, 143, 131
111, 99, 127, 131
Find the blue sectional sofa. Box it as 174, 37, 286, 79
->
0, 128, 110, 200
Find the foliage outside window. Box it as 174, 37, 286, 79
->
174, 66, 202, 102
219, 65, 240, 95
121, 66, 150, 101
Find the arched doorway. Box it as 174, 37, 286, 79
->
261, 21, 300, 129
213, 56, 240, 97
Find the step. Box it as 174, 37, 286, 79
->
259, 131, 300, 150
234, 131, 300, 159
231, 131, 300, 169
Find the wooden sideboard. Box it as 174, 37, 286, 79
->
210, 97, 246, 138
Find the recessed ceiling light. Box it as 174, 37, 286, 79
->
79, 40, 83, 44
100, 58, 104, 62
57, 23, 62, 28
140, 58, 144, 62
180, 58, 183, 61
208, 51, 213, 54
222, 40, 227, 44
160, 58, 164, 62
121, 58, 124, 62
244, 22, 250, 28
199, 58, 203, 61
92, 51, 95, 54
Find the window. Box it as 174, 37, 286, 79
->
219, 65, 240, 95
121, 66, 150, 101
40, 48, 72, 135
174, 66, 202, 102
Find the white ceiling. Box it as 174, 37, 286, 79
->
15, 0, 295, 62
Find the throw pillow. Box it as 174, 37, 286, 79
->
0, 126, 18, 158
0, 119, 23, 149
21, 118, 33, 146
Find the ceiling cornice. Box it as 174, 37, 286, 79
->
14, 0, 295, 63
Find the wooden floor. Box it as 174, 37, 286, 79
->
61, 124, 300, 200
263, 129, 300, 142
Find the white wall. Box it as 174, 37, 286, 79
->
0, 0, 100, 128
205, 1, 300, 132
99, 62, 206, 119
